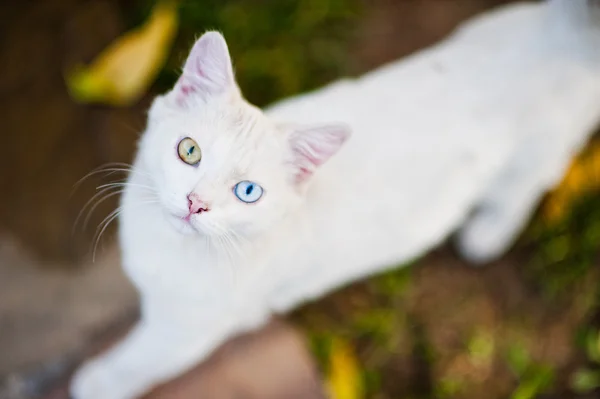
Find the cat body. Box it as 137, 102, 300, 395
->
71, 1, 600, 398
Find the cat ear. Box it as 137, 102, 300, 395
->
287, 124, 351, 184
172, 31, 236, 104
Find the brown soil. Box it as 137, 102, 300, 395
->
292, 247, 600, 399
2, 1, 599, 399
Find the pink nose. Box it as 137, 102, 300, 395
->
187, 193, 209, 214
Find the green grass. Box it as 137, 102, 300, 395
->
126, 0, 361, 106
524, 190, 600, 298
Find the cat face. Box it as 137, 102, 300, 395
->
136, 32, 350, 239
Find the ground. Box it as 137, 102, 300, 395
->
1, 1, 600, 398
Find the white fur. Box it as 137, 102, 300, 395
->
71, 1, 600, 398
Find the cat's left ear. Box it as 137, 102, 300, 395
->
286, 124, 351, 184
171, 31, 237, 105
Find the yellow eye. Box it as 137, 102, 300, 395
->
177, 137, 202, 165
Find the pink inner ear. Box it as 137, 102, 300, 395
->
175, 80, 198, 106
173, 31, 234, 104
289, 125, 350, 184
181, 85, 196, 96
296, 166, 313, 184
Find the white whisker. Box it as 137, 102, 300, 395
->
83, 190, 125, 230
73, 186, 121, 235
97, 181, 157, 193
71, 162, 153, 196
92, 207, 122, 262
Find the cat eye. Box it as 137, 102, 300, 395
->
233, 181, 263, 204
178, 137, 202, 166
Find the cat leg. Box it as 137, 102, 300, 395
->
70, 319, 218, 399
70, 301, 268, 399
455, 176, 543, 264
455, 134, 581, 265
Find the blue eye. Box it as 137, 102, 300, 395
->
233, 181, 263, 204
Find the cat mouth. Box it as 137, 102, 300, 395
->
165, 211, 199, 235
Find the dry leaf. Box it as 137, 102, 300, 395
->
65, 0, 179, 106
325, 338, 364, 399
544, 140, 600, 222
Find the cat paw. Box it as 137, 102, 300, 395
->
455, 207, 513, 265
70, 358, 137, 399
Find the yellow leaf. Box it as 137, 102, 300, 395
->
543, 140, 600, 223
325, 338, 364, 399
65, 0, 179, 106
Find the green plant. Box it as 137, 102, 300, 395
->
126, 0, 360, 106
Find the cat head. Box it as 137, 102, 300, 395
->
137, 31, 350, 239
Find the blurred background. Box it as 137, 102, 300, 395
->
2, 0, 600, 398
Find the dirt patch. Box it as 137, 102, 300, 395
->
292, 248, 600, 399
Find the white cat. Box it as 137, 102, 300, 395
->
71, 0, 600, 398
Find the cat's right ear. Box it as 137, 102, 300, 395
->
170, 31, 237, 106
285, 123, 351, 185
